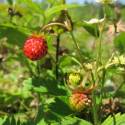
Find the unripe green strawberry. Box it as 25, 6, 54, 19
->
68, 73, 81, 87
23, 34, 47, 61
69, 92, 91, 112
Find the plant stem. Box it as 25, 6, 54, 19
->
41, 22, 68, 32
96, 27, 103, 70
93, 22, 104, 125
109, 99, 116, 125
101, 69, 106, 97
98, 32, 102, 65
37, 61, 41, 77
56, 34, 60, 80
62, 0, 66, 4
114, 81, 125, 97
70, 31, 86, 70
92, 91, 98, 125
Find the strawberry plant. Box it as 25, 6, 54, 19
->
0, 0, 125, 125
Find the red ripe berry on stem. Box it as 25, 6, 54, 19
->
23, 35, 48, 61
69, 92, 91, 112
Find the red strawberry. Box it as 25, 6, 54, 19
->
23, 35, 47, 61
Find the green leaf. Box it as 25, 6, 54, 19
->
7, 0, 13, 5
21, 78, 32, 98
37, 119, 47, 125
36, 96, 72, 124
3, 117, 11, 125
49, 96, 72, 117
17, 0, 43, 14
81, 20, 100, 37
0, 24, 28, 47
60, 116, 92, 125
33, 86, 48, 93
32, 77, 66, 96
10, 116, 16, 125
101, 113, 125, 125
104, 5, 117, 21
34, 106, 44, 125
45, 4, 80, 18
48, 116, 92, 125
17, 119, 21, 125
114, 32, 125, 53
59, 55, 82, 73
0, 117, 7, 125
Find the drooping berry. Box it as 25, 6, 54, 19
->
23, 35, 47, 61
69, 92, 91, 112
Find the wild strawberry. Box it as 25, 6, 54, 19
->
69, 92, 91, 112
68, 73, 81, 87
23, 35, 47, 61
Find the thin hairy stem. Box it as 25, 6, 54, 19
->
56, 34, 60, 80
70, 31, 87, 70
